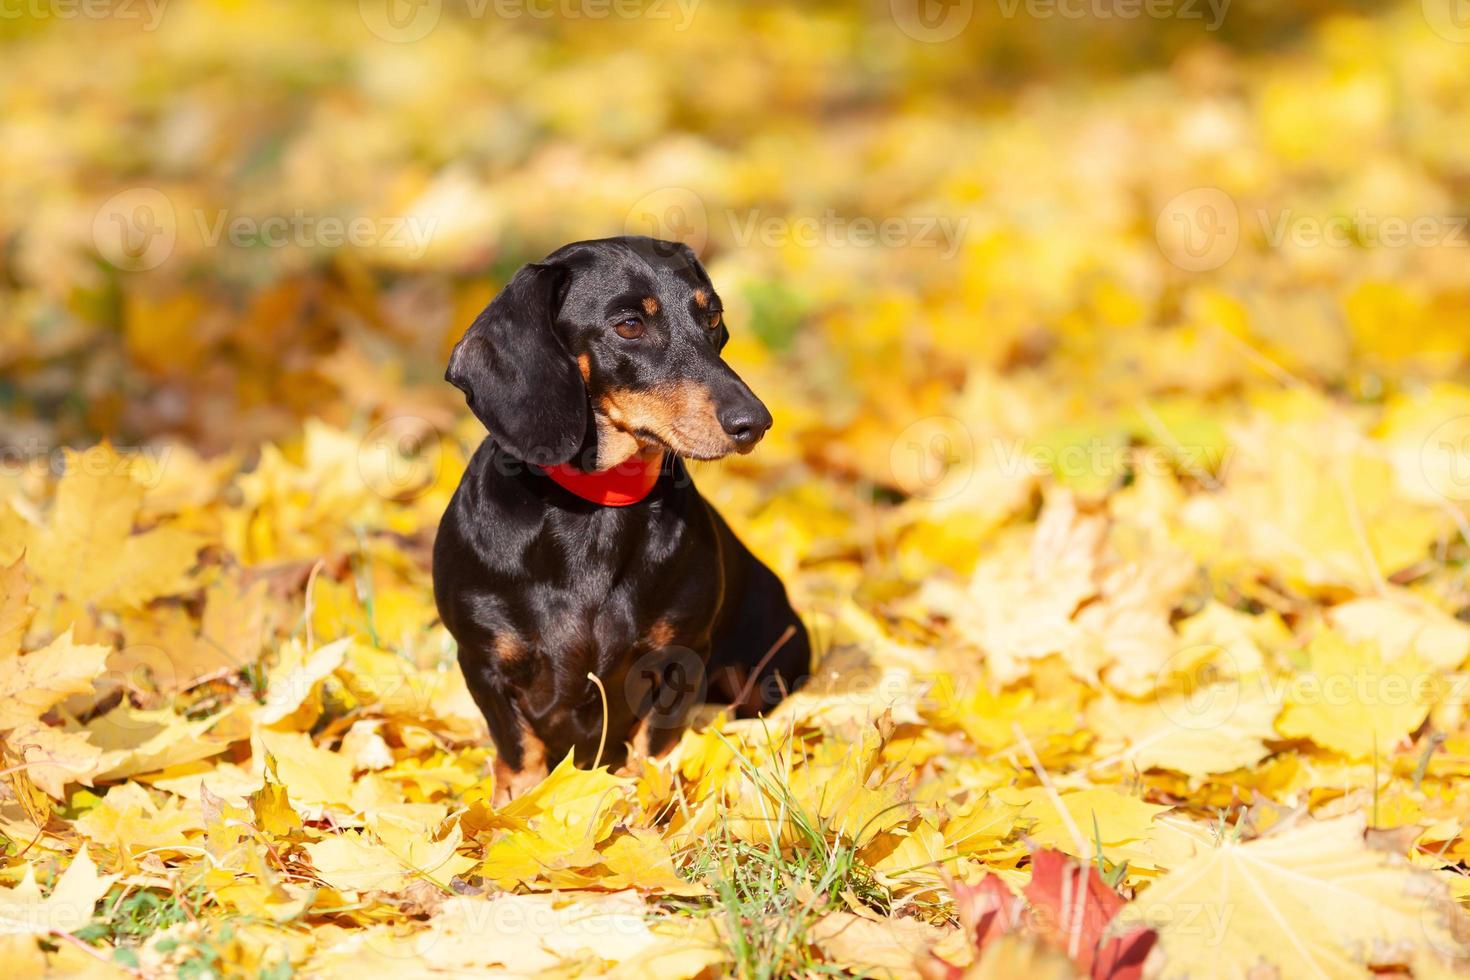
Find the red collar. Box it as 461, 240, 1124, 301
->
539, 452, 664, 506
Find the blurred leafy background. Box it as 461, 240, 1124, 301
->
3, 0, 1465, 457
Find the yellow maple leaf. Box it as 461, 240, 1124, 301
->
942, 796, 1024, 855
0, 556, 33, 659
115, 575, 267, 693
1087, 686, 1281, 777
255, 636, 349, 729
497, 749, 632, 833
1276, 630, 1438, 759
1328, 590, 1470, 672
27, 445, 203, 609
776, 723, 917, 847
1216, 410, 1444, 592
414, 891, 665, 974
479, 824, 605, 888
476, 753, 633, 887
371, 812, 477, 888
83, 706, 228, 782
810, 910, 954, 980
0, 627, 110, 730
1001, 787, 1170, 858
595, 829, 704, 896
305, 818, 473, 894
74, 781, 201, 866
0, 847, 117, 938
250, 761, 305, 839
4, 722, 103, 800
864, 818, 956, 898
252, 730, 356, 812
1138, 815, 1467, 976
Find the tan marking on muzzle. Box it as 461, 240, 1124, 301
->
598, 381, 733, 461
577, 353, 592, 382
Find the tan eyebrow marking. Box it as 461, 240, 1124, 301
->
642, 296, 660, 315
693, 289, 708, 309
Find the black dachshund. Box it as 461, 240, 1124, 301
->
433, 237, 810, 800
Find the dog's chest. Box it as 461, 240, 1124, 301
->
523, 501, 723, 661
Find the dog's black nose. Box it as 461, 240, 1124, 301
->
718, 401, 773, 449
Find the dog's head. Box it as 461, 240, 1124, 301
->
446, 236, 772, 469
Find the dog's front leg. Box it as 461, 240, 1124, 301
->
617, 645, 708, 774
461, 656, 549, 805
491, 717, 548, 806
620, 713, 685, 775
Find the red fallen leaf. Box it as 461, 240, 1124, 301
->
932, 851, 1158, 980
951, 875, 1025, 949
1020, 850, 1157, 980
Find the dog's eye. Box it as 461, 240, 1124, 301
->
707, 311, 722, 332
613, 316, 645, 340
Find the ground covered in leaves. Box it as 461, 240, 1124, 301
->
5, 1, 1470, 977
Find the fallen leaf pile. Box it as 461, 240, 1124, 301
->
4, 1, 1470, 977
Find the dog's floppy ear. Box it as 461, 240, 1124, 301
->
446, 262, 587, 465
